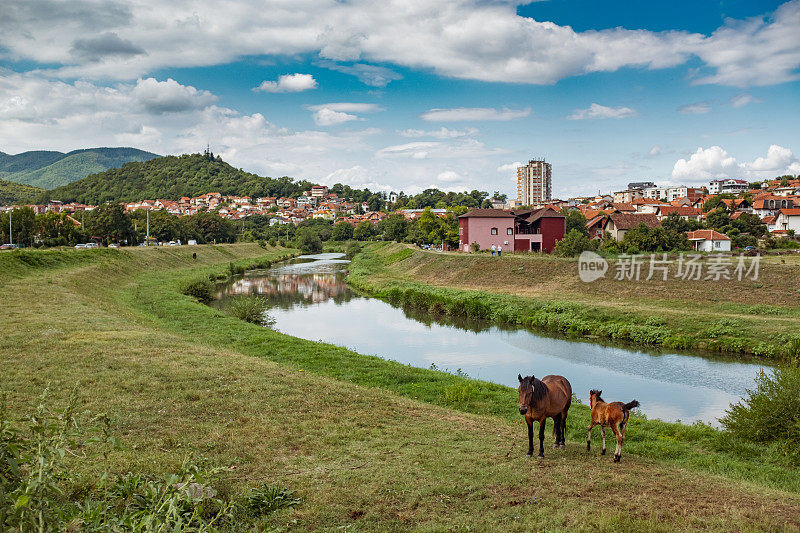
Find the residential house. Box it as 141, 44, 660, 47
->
686, 230, 731, 252
708, 179, 747, 195
653, 206, 702, 221
457, 208, 566, 253
775, 209, 800, 233
586, 213, 661, 242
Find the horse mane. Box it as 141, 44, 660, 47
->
590, 389, 604, 403
523, 376, 549, 405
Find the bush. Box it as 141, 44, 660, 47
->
345, 241, 362, 260
721, 364, 800, 463
228, 295, 274, 326
553, 229, 597, 257
182, 278, 214, 303
294, 227, 323, 254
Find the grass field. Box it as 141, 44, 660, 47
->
347, 243, 800, 359
1, 244, 799, 530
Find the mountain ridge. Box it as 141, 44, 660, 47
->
0, 147, 160, 189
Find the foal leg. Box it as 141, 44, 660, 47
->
601, 426, 607, 455
586, 422, 595, 451
537, 418, 546, 459
612, 423, 623, 463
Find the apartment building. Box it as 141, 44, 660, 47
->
517, 159, 552, 205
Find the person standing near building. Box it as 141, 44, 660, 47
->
497, 244, 502, 257
491, 244, 496, 256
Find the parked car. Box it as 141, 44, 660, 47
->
86, 243, 99, 248
168, 241, 179, 246
108, 243, 119, 248
187, 240, 197, 245
744, 246, 755, 251
74, 243, 87, 249
1, 243, 18, 250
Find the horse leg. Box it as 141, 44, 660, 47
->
526, 418, 534, 457
552, 414, 562, 449
586, 422, 595, 451
537, 418, 546, 459
612, 423, 623, 463
621, 411, 629, 444
560, 411, 568, 448
601, 426, 607, 455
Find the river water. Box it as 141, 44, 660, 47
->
214, 253, 768, 425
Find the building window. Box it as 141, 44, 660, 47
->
459, 227, 463, 235
491, 228, 498, 235
507, 228, 513, 235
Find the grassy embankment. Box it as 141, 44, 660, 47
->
1, 244, 799, 530
347, 242, 800, 359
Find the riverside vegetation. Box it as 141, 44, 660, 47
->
1, 244, 799, 530
347, 242, 800, 359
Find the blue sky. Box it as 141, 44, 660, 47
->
1, 0, 798, 198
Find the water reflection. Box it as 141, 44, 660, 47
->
214, 253, 767, 425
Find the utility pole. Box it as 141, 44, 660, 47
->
8, 210, 12, 246
146, 209, 150, 246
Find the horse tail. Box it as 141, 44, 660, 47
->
623, 400, 639, 411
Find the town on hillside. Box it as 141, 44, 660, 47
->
1, 156, 799, 253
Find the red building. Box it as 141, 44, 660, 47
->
457, 207, 566, 253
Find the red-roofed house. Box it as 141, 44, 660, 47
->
775, 208, 800, 233
687, 230, 731, 252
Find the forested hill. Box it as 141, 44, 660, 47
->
0, 147, 159, 189
0, 179, 44, 205
41, 153, 316, 204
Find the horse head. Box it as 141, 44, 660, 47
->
518, 374, 535, 415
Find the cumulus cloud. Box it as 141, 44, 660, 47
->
255, 73, 318, 93
1, 0, 798, 87
317, 61, 402, 87
567, 103, 637, 120
397, 127, 478, 139
437, 170, 463, 182
497, 161, 522, 173
672, 144, 800, 181
677, 101, 713, 114
70, 32, 145, 61
421, 107, 530, 122
131, 77, 217, 114
312, 108, 359, 126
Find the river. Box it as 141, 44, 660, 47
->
214, 253, 768, 425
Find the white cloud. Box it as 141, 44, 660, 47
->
649, 145, 661, 156
131, 77, 217, 113
421, 107, 530, 122
729, 93, 760, 108
497, 161, 522, 173
255, 73, 317, 93
437, 170, 462, 182
305, 102, 382, 113
677, 101, 712, 115
376, 138, 506, 160
567, 103, 638, 120
398, 127, 478, 139
312, 108, 359, 126
672, 144, 800, 182
1, 0, 798, 88
691, 1, 800, 87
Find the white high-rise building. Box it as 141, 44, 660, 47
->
517, 159, 552, 205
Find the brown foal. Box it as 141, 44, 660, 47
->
517, 374, 572, 458
586, 389, 639, 463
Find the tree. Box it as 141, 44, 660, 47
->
553, 229, 597, 257
294, 227, 323, 253
0, 207, 37, 246
85, 203, 133, 245
353, 220, 375, 241
378, 214, 408, 242
562, 209, 588, 236
331, 221, 354, 241
182, 212, 236, 244
706, 208, 731, 230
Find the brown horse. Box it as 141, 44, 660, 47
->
517, 374, 572, 458
586, 390, 639, 463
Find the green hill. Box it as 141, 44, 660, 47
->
0, 147, 159, 189
42, 153, 314, 204
0, 179, 45, 205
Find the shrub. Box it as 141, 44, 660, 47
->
243, 484, 301, 516
344, 241, 362, 260
228, 295, 275, 326
182, 278, 214, 303
721, 364, 800, 463
553, 229, 597, 257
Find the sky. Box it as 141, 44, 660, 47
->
1, 0, 799, 199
